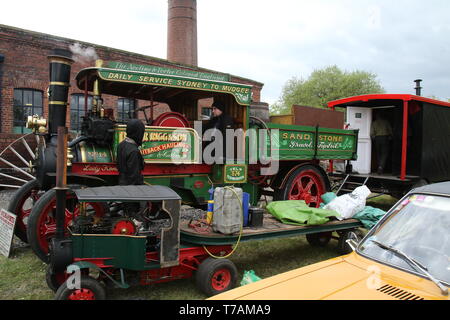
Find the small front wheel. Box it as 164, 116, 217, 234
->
306, 232, 332, 247
55, 275, 106, 300
195, 257, 238, 297
337, 229, 364, 255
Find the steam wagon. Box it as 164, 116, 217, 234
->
7, 49, 359, 263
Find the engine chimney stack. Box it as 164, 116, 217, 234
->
414, 79, 422, 96
167, 0, 198, 66
47, 48, 74, 136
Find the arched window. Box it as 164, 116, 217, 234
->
117, 98, 136, 122
70, 93, 92, 133
13, 89, 43, 134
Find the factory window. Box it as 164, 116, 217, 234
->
13, 89, 43, 134
117, 98, 136, 122
70, 93, 92, 133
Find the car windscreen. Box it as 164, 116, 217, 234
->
358, 194, 450, 285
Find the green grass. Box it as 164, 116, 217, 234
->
0, 195, 398, 300
0, 235, 344, 300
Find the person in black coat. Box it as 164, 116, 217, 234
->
203, 100, 234, 162
117, 119, 145, 185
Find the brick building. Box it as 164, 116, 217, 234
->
0, 23, 263, 178
0, 0, 265, 187
0, 23, 263, 134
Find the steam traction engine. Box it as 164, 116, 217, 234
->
9, 49, 359, 266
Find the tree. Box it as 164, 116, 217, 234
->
271, 65, 385, 114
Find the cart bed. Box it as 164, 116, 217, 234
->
180, 213, 362, 245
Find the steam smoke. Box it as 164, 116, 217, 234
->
69, 42, 99, 64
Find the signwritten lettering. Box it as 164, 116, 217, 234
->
99, 70, 252, 105
114, 127, 200, 164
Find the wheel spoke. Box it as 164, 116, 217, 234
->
303, 179, 314, 193
21, 137, 36, 160
7, 145, 31, 166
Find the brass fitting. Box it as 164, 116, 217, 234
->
26, 115, 47, 133
67, 144, 74, 167
95, 59, 104, 68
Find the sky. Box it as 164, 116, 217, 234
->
1, 0, 450, 105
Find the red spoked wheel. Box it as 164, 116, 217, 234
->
7, 179, 42, 243
275, 165, 328, 208
152, 112, 190, 127
27, 188, 107, 263
55, 276, 106, 300
195, 257, 238, 297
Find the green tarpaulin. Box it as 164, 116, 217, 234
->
266, 200, 339, 226
353, 206, 386, 229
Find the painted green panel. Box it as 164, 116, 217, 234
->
265, 124, 358, 161
79, 142, 113, 163
106, 61, 230, 82
145, 175, 211, 205
98, 68, 252, 105
72, 234, 147, 270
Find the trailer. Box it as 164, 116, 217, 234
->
47, 184, 364, 300
328, 94, 450, 198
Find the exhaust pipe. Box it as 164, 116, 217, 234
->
414, 79, 422, 96
48, 49, 74, 136
34, 48, 73, 190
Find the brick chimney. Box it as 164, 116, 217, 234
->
167, 0, 198, 66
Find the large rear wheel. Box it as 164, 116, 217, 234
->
27, 188, 107, 262
7, 179, 42, 243
274, 165, 328, 208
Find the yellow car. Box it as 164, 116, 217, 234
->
210, 182, 450, 300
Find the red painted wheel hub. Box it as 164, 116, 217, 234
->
111, 219, 137, 235
16, 189, 40, 237
288, 169, 325, 208
68, 289, 95, 300
211, 268, 232, 291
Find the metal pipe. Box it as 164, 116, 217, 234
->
400, 100, 409, 180
55, 126, 68, 240
47, 49, 74, 136
414, 79, 422, 96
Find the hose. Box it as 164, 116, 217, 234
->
202, 186, 244, 259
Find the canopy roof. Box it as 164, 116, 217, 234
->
73, 185, 181, 202
76, 61, 253, 105
328, 94, 450, 109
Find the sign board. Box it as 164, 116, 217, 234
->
106, 61, 230, 82
113, 125, 200, 164
0, 209, 17, 258
224, 164, 247, 183
266, 124, 358, 161
98, 64, 252, 105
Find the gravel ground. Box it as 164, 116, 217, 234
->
0, 189, 15, 212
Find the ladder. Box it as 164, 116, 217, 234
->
336, 174, 370, 196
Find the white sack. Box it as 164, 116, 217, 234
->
324, 185, 371, 220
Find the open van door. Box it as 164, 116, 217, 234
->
346, 107, 372, 174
